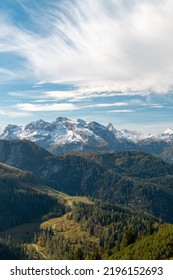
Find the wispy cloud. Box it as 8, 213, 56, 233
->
108, 109, 135, 113
16, 103, 79, 112
0, 0, 173, 92
15, 101, 129, 112
84, 102, 128, 108
8, 81, 151, 103
0, 0, 172, 132
0, 68, 17, 81
148, 104, 165, 108
0, 109, 31, 117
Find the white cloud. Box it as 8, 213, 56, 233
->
43, 88, 123, 102
16, 103, 79, 112
0, 0, 173, 92
108, 109, 135, 113
0, 109, 31, 117
84, 102, 128, 108
15, 101, 129, 112
148, 105, 165, 108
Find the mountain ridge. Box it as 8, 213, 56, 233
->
1, 139, 173, 259
1, 117, 173, 155
1, 139, 173, 222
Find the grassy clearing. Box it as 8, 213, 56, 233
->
0, 185, 96, 259
0, 187, 94, 245
38, 211, 99, 259
40, 212, 98, 243
32, 185, 94, 208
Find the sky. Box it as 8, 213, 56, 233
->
0, 0, 173, 133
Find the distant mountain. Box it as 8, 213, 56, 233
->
1, 117, 173, 155
0, 117, 141, 154
120, 128, 173, 154
1, 139, 173, 222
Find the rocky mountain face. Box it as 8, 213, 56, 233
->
0, 117, 173, 155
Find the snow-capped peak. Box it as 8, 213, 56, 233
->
1, 117, 173, 154
55, 117, 69, 123
25, 119, 49, 131
107, 123, 117, 132
163, 128, 173, 135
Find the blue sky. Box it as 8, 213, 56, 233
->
0, 0, 173, 133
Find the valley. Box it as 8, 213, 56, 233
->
1, 125, 173, 259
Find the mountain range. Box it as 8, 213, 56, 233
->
1, 118, 173, 259
0, 117, 173, 155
